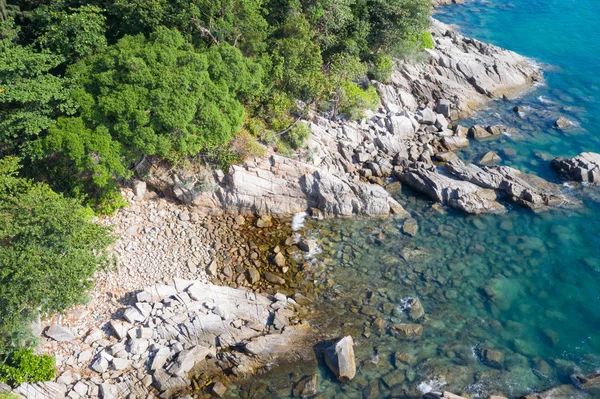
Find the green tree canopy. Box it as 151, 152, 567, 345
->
0, 157, 113, 353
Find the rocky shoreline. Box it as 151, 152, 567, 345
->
6, 7, 600, 399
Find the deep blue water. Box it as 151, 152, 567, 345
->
226, 2, 600, 398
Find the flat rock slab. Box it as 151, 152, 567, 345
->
45, 324, 75, 342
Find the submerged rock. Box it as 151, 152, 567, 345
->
553, 116, 573, 130
324, 336, 356, 382
406, 298, 425, 321
292, 374, 318, 397
389, 323, 423, 339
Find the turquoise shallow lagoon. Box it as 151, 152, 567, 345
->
226, 1, 600, 397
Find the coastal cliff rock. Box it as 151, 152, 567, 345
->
378, 19, 542, 119
137, 18, 544, 218
551, 152, 600, 184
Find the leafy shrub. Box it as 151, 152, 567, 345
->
0, 349, 55, 385
0, 157, 113, 353
368, 53, 393, 83
420, 31, 435, 50
280, 123, 312, 150
339, 82, 380, 120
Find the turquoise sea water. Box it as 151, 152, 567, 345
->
227, 1, 600, 398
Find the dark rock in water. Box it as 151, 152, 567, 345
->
389, 323, 423, 339
297, 239, 317, 253
423, 392, 470, 399
406, 298, 425, 321
477, 151, 502, 166
551, 152, 600, 184
553, 116, 573, 130
381, 370, 406, 388
571, 371, 600, 394
292, 374, 318, 397
481, 348, 505, 369
324, 336, 356, 382
520, 384, 582, 399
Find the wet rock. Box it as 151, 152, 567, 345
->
468, 125, 496, 140
551, 152, 600, 184
477, 151, 501, 166
297, 239, 317, 253
520, 384, 581, 399
442, 136, 469, 151
423, 393, 470, 399
482, 348, 505, 369
256, 215, 273, 228
553, 116, 573, 130
324, 336, 356, 382
446, 158, 572, 210
209, 381, 227, 397
381, 370, 406, 388
274, 252, 286, 267
402, 218, 419, 237
45, 325, 75, 342
264, 272, 285, 285
292, 374, 318, 397
399, 161, 505, 214
406, 298, 425, 321
389, 323, 423, 339
571, 371, 600, 394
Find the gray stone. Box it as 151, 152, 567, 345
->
111, 357, 130, 371
324, 336, 356, 382
123, 307, 146, 324
406, 298, 425, 320
168, 346, 210, 377
129, 339, 149, 355
152, 369, 189, 393
72, 381, 88, 396
436, 98, 452, 117
45, 324, 75, 342
482, 348, 504, 369
274, 252, 286, 267
91, 356, 109, 373
151, 348, 171, 371
441, 136, 469, 151
477, 151, 502, 165
99, 382, 118, 399
132, 180, 147, 199
416, 108, 437, 125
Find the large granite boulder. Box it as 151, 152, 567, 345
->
446, 158, 570, 210
324, 336, 356, 382
398, 162, 505, 214
551, 152, 600, 184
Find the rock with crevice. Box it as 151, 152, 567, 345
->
551, 152, 600, 184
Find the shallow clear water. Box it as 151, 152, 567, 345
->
227, 1, 600, 397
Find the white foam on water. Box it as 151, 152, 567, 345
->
417, 377, 447, 393
502, 131, 512, 137
537, 95, 554, 104
291, 212, 308, 231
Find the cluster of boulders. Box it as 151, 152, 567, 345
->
10, 281, 312, 399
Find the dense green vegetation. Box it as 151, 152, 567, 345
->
0, 349, 55, 385
0, 0, 431, 384
0, 157, 112, 366
1, 0, 431, 211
